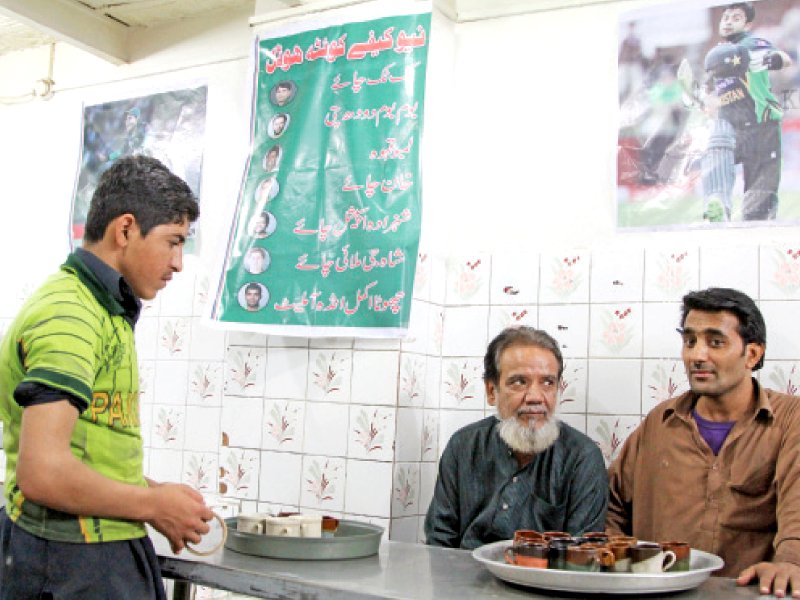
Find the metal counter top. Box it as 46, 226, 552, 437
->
154, 535, 770, 600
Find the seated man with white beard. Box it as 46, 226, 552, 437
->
424, 326, 607, 549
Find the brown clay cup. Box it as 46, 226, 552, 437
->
504, 541, 550, 568
660, 541, 691, 571
565, 545, 615, 572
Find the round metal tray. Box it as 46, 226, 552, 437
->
224, 518, 383, 560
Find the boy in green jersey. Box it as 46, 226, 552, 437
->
0, 155, 212, 599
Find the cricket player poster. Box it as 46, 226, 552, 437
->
71, 85, 208, 249
617, 0, 800, 230
208, 4, 430, 337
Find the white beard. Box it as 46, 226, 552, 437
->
496, 412, 560, 455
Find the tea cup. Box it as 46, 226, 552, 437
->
630, 542, 676, 573
504, 541, 550, 568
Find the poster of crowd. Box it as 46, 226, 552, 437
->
208, 6, 430, 337
617, 0, 800, 230
70, 86, 208, 248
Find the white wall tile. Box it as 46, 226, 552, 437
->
761, 360, 800, 396
351, 351, 399, 406
259, 450, 302, 505
182, 452, 218, 493
587, 359, 641, 415
700, 245, 759, 298
218, 448, 260, 500
487, 305, 538, 342
559, 413, 586, 434
641, 359, 688, 415
445, 254, 491, 305
440, 358, 485, 410
424, 356, 442, 409
395, 408, 423, 463
538, 304, 590, 358
154, 359, 189, 405
586, 415, 641, 466
441, 305, 489, 357
642, 302, 682, 358
157, 317, 190, 359
223, 347, 266, 397
421, 410, 439, 461
390, 516, 421, 543
438, 410, 485, 457
303, 402, 349, 457
391, 463, 421, 517
300, 455, 346, 512
265, 347, 309, 399
401, 300, 429, 354
590, 249, 644, 303
187, 361, 224, 406
220, 397, 264, 449
489, 253, 539, 306
135, 317, 159, 360
183, 406, 221, 453
413, 252, 432, 302
558, 358, 588, 414
190, 319, 226, 361
398, 353, 426, 407
145, 449, 183, 484
345, 459, 393, 517
150, 405, 185, 449
762, 301, 800, 360
760, 244, 800, 300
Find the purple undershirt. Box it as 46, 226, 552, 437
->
692, 409, 736, 455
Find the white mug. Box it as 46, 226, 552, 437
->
287, 514, 322, 538
236, 512, 268, 534
631, 548, 676, 573
263, 516, 302, 537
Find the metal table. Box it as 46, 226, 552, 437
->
154, 535, 770, 599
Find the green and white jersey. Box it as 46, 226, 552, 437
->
0, 252, 146, 543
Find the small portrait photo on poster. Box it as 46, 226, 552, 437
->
263, 145, 282, 173
239, 282, 269, 312
270, 80, 297, 107
256, 177, 279, 204
268, 113, 290, 138
249, 211, 277, 239
244, 247, 271, 275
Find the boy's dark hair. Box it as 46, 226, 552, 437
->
245, 282, 262, 295
84, 155, 198, 243
727, 2, 755, 23
681, 287, 766, 370
483, 326, 564, 384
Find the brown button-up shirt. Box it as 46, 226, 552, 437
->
606, 379, 800, 577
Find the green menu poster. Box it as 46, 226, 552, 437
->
210, 8, 430, 337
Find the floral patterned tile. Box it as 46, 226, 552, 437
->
259, 450, 303, 506
391, 463, 421, 517
539, 251, 590, 304
218, 447, 260, 500
183, 406, 221, 453
558, 358, 588, 414
413, 251, 432, 302
421, 410, 439, 461
192, 272, 210, 317
265, 347, 309, 399
220, 397, 264, 449
344, 459, 393, 517
223, 347, 266, 397
303, 402, 349, 457
348, 405, 396, 461
487, 305, 538, 342
641, 359, 688, 415
182, 452, 218, 494
761, 360, 800, 396
586, 359, 642, 415
394, 407, 423, 463
590, 249, 644, 303
439, 358, 485, 411
588, 303, 643, 358
445, 255, 491, 305
300, 455, 346, 512
157, 317, 190, 359
643, 248, 699, 302
398, 354, 426, 407
187, 361, 223, 406
760, 244, 800, 300
307, 349, 352, 403
262, 400, 305, 452
586, 415, 640, 467
700, 245, 759, 299
150, 405, 185, 449
489, 253, 539, 306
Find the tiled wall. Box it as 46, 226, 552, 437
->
2, 242, 800, 544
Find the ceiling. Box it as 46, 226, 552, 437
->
0, 0, 622, 65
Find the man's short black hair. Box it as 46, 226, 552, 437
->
483, 326, 564, 384
84, 155, 198, 243
680, 287, 766, 370
726, 2, 755, 23
245, 282, 262, 295
276, 81, 292, 91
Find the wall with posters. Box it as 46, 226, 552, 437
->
0, 0, 799, 549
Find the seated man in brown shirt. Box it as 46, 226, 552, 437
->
607, 287, 800, 598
